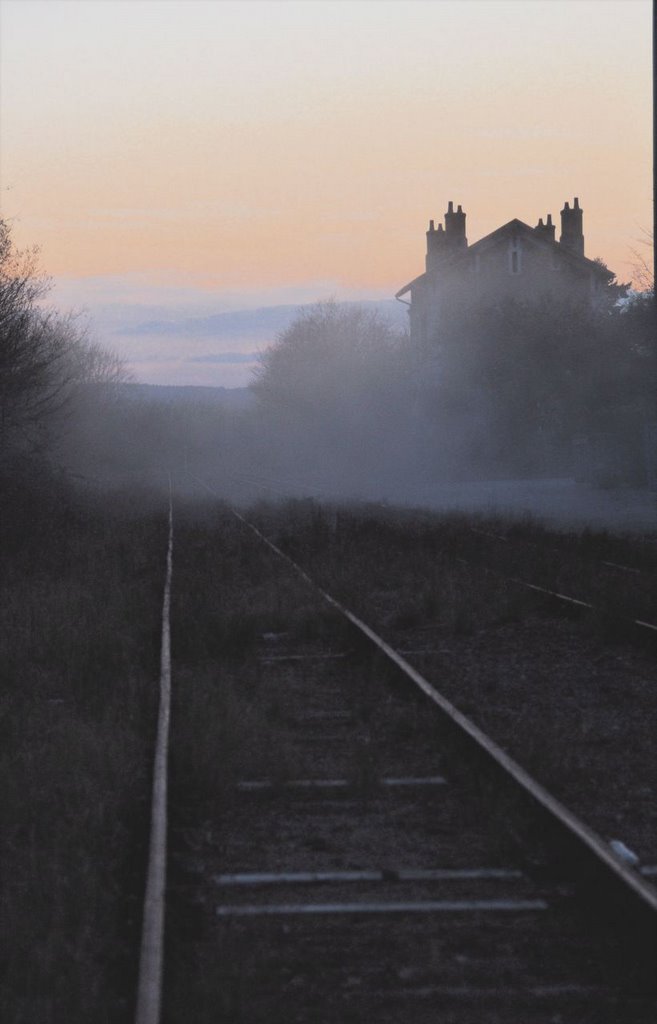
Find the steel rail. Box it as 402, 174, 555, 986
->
458, 554, 657, 636
134, 478, 173, 1024
508, 576, 657, 634
189, 474, 657, 942
468, 525, 649, 577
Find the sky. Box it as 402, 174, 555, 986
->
0, 0, 652, 386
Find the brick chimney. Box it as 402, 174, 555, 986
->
444, 201, 467, 250
426, 219, 448, 272
534, 213, 556, 242
560, 197, 584, 257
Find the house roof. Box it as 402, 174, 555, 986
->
395, 272, 426, 299
396, 217, 611, 299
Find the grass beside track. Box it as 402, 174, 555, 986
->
1, 474, 168, 1024
250, 499, 657, 629
169, 501, 344, 809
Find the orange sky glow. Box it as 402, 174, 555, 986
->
0, 0, 652, 384
1, 0, 652, 284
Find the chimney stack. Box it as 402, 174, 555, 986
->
426, 219, 447, 271
560, 197, 584, 257
534, 213, 556, 242
426, 201, 468, 270
444, 201, 467, 249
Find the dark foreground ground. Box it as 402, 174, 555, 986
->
3, 482, 656, 1021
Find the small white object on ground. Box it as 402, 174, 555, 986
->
609, 839, 640, 867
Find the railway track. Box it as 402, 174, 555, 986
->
135, 485, 657, 1023
246, 499, 657, 858
462, 523, 657, 641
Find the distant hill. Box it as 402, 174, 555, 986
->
119, 383, 254, 407
116, 299, 408, 342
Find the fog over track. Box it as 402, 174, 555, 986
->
57, 298, 655, 537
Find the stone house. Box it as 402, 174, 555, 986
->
396, 199, 614, 352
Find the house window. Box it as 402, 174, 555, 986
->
509, 240, 522, 275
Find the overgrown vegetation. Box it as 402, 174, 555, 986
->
0, 217, 173, 1020
169, 502, 342, 807
1, 475, 167, 1022
0, 219, 128, 476
247, 293, 655, 489
247, 497, 657, 625
417, 294, 656, 481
